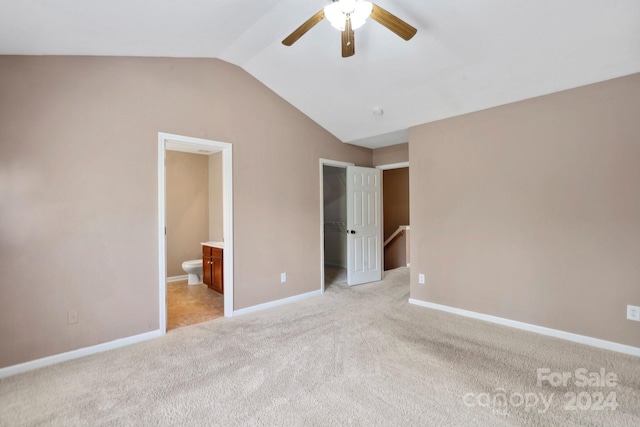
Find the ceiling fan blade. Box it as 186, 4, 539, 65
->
341, 18, 355, 57
282, 9, 325, 46
370, 3, 417, 41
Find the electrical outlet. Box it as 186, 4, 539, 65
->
281, 272, 287, 283
67, 309, 79, 325
418, 273, 425, 285
627, 305, 640, 322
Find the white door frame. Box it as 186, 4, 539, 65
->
376, 161, 409, 171
319, 158, 353, 293
158, 132, 234, 333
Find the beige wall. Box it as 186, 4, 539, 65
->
0, 56, 371, 368
384, 233, 407, 271
409, 73, 640, 348
166, 151, 209, 277
208, 152, 223, 242
372, 143, 408, 166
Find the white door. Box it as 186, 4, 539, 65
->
347, 166, 382, 286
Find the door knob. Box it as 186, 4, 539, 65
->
348, 230, 356, 234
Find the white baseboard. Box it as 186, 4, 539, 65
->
233, 290, 322, 317
0, 329, 163, 379
167, 275, 188, 283
408, 298, 640, 357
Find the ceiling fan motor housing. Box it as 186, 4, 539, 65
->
324, 0, 374, 31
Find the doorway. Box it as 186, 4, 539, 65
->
322, 164, 348, 291
320, 159, 352, 292
158, 133, 234, 334
319, 159, 383, 291
377, 162, 410, 271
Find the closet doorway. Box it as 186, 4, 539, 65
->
319, 159, 384, 291
321, 162, 349, 291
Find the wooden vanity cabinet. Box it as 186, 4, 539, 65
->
202, 245, 223, 294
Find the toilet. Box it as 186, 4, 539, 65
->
182, 259, 203, 285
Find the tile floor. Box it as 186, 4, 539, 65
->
166, 280, 224, 331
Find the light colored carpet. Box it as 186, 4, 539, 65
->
324, 265, 346, 290
1, 267, 638, 426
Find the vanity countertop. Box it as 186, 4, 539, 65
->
201, 241, 224, 249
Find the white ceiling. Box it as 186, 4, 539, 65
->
1, 0, 639, 148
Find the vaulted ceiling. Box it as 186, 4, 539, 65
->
1, 0, 639, 148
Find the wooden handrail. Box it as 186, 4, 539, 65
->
384, 225, 410, 247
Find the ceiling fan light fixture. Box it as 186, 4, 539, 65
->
324, 0, 373, 31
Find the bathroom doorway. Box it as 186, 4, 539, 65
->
158, 133, 233, 333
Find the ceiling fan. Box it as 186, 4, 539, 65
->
282, 0, 417, 58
